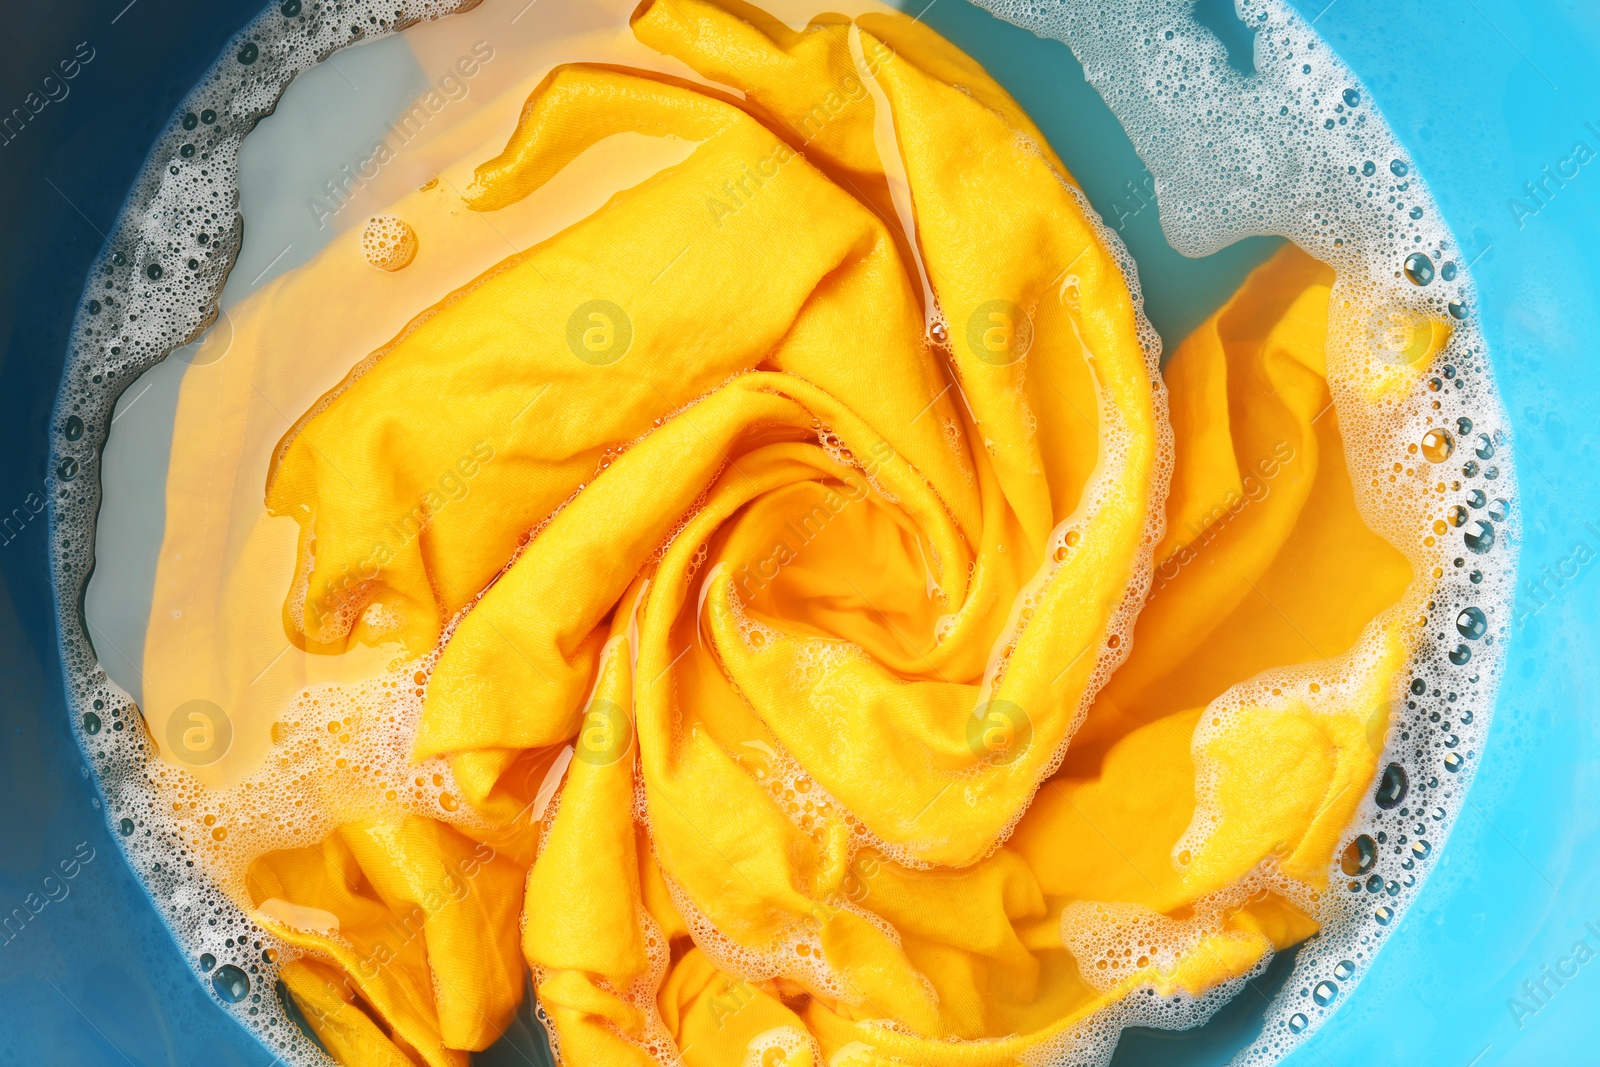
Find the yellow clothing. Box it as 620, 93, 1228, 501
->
178, 1, 1430, 1063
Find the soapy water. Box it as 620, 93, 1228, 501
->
46, 0, 1515, 1064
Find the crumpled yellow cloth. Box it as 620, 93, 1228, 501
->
231, 2, 1422, 1064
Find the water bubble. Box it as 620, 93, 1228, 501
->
146, 263, 164, 281
1462, 460, 1479, 478
1484, 465, 1500, 480
1448, 644, 1472, 665
1341, 834, 1377, 875
83, 712, 101, 735
1473, 434, 1494, 460
1420, 427, 1454, 462
200, 953, 216, 971
1411, 839, 1432, 860
201, 109, 216, 124
212, 964, 250, 1002
1448, 301, 1469, 320
1375, 906, 1393, 925
1432, 806, 1446, 821
1443, 752, 1464, 773
1288, 1013, 1309, 1033
1361, 160, 1376, 177
57, 458, 79, 481
1487, 498, 1510, 522
1409, 206, 1424, 219
1334, 960, 1356, 980
1466, 489, 1485, 508
1463, 520, 1495, 554
1440, 261, 1458, 281
1342, 88, 1360, 107
1403, 252, 1435, 286
280, 0, 302, 13
1312, 980, 1339, 1006
1365, 873, 1383, 893
1446, 505, 1468, 527
1410, 678, 1426, 696
1390, 159, 1409, 177
1375, 762, 1409, 809
119, 817, 135, 836
1456, 606, 1487, 640
237, 43, 260, 65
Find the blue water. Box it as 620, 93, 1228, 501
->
0, 0, 1595, 1063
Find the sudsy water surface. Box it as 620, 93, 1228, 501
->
51, 0, 1515, 1063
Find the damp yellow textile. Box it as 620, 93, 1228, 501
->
219, 2, 1419, 1064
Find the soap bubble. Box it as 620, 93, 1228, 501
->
212, 964, 250, 1002
1403, 252, 1434, 286
361, 215, 419, 272
1420, 427, 1454, 462
1374, 762, 1408, 809
1339, 834, 1377, 876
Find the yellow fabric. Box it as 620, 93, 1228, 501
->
178, 1, 1435, 1063
279, 958, 432, 1067
248, 818, 525, 1062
